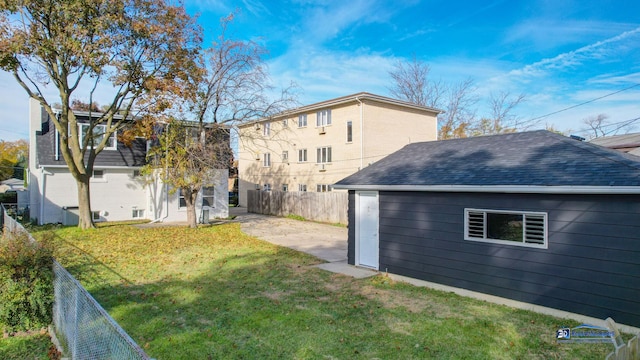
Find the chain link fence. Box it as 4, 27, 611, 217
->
2, 204, 151, 359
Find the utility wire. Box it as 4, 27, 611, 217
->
526, 83, 640, 123
571, 115, 640, 135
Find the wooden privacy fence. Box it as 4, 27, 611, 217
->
247, 190, 348, 225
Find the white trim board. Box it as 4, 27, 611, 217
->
332, 184, 640, 194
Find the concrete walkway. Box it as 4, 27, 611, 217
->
231, 207, 377, 279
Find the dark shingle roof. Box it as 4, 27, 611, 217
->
335, 130, 640, 188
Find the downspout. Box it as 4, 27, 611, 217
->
39, 167, 53, 225
355, 97, 364, 169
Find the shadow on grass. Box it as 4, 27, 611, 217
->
0, 333, 52, 360
49, 224, 615, 360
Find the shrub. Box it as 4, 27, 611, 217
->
0, 229, 54, 333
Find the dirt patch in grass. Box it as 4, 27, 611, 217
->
357, 282, 429, 313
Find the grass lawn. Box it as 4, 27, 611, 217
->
0, 332, 52, 360
34, 222, 615, 359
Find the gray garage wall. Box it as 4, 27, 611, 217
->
348, 190, 640, 327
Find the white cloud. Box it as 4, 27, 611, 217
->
503, 19, 632, 51
241, 0, 272, 17
507, 26, 640, 81
588, 72, 640, 86
267, 45, 395, 103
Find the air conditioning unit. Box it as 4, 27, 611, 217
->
318, 126, 326, 134
319, 163, 326, 172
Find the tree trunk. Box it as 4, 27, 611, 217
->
76, 176, 95, 229
184, 187, 199, 229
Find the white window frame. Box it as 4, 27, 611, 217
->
263, 153, 271, 167
298, 184, 307, 192
282, 151, 288, 162
202, 186, 215, 208
316, 109, 331, 127
263, 183, 271, 191
346, 121, 353, 143
79, 123, 117, 150
282, 184, 288, 192
132, 208, 145, 219
316, 146, 332, 164
298, 114, 307, 128
91, 169, 107, 183
178, 189, 187, 209
92, 169, 105, 179
464, 208, 548, 249
316, 184, 331, 192
263, 122, 271, 136
92, 211, 101, 221
283, 119, 288, 128
298, 149, 307, 162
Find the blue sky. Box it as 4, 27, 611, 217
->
1, 0, 639, 141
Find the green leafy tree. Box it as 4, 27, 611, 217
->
0, 0, 200, 229
145, 120, 232, 228
139, 14, 296, 228
0, 139, 28, 181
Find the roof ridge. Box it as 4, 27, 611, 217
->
546, 130, 640, 171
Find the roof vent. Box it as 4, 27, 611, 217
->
569, 134, 585, 141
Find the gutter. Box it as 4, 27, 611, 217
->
331, 184, 640, 195
239, 92, 444, 128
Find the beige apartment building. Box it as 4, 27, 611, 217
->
237, 92, 442, 207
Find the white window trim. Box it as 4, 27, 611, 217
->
132, 208, 145, 219
316, 146, 332, 164
316, 109, 331, 127
78, 123, 117, 150
91, 169, 107, 183
202, 186, 215, 208
298, 114, 307, 128
316, 184, 332, 192
178, 189, 187, 210
263, 153, 271, 167
282, 151, 288, 162
298, 149, 307, 163
263, 122, 271, 136
464, 208, 548, 249
298, 184, 307, 192
346, 120, 353, 143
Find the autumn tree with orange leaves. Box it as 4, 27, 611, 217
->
0, 0, 201, 229
142, 14, 298, 228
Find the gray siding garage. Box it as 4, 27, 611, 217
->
335, 131, 640, 328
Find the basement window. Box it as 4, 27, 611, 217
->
132, 209, 145, 219
464, 208, 547, 248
